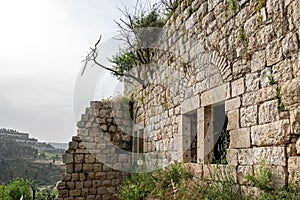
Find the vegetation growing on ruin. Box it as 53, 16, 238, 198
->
117, 162, 300, 200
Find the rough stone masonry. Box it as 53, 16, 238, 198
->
56, 0, 300, 199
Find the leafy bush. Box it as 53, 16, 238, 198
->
116, 162, 191, 200
117, 162, 300, 200
245, 161, 272, 192
0, 178, 57, 200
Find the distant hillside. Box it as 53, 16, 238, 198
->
0, 128, 61, 153
0, 128, 65, 187
49, 142, 68, 150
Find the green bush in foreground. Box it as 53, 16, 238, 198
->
117, 162, 300, 200
0, 178, 57, 200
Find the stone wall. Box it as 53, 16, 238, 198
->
125, 0, 300, 190
57, 0, 300, 198
56, 101, 132, 200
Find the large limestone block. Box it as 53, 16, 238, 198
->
290, 108, 300, 135
181, 95, 200, 114
296, 138, 300, 155
225, 97, 241, 111
258, 100, 279, 124
251, 120, 290, 146
266, 40, 283, 66
231, 78, 245, 97
227, 109, 240, 130
229, 128, 251, 148
226, 149, 239, 166
203, 164, 237, 182
253, 147, 286, 166
238, 149, 254, 165
201, 83, 230, 107
281, 78, 300, 109
288, 156, 300, 183
240, 105, 258, 127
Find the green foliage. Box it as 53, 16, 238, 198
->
245, 161, 272, 192
0, 178, 57, 200
229, 0, 235, 12
0, 140, 38, 160
214, 130, 230, 164
133, 10, 165, 29
162, 0, 181, 17
278, 102, 285, 112
118, 161, 300, 200
117, 162, 191, 200
274, 85, 285, 112
187, 7, 194, 17
256, 0, 266, 12
245, 162, 300, 199
238, 28, 247, 45
268, 76, 276, 85
110, 10, 165, 83
110, 51, 136, 80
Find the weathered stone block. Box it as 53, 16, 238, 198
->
229, 128, 251, 148
85, 154, 95, 164
186, 163, 203, 179
74, 164, 82, 173
75, 181, 83, 189
226, 149, 239, 166
201, 83, 229, 107
242, 91, 256, 106
290, 108, 300, 135
256, 86, 276, 103
66, 181, 75, 190
238, 149, 254, 165
245, 73, 259, 92
266, 40, 283, 66
260, 67, 272, 88
251, 49, 265, 74
181, 95, 200, 114
253, 147, 286, 166
237, 165, 253, 185
74, 154, 84, 163
232, 78, 245, 97
63, 154, 74, 164
251, 120, 290, 146
282, 32, 299, 57
203, 164, 237, 183
296, 138, 300, 155
288, 156, 300, 183
258, 100, 279, 124
273, 60, 293, 84
225, 97, 241, 111
240, 105, 257, 127
282, 78, 300, 109
271, 166, 287, 188
227, 109, 240, 130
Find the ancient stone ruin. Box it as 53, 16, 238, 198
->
56, 0, 300, 199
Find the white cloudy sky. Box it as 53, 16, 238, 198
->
0, 0, 142, 142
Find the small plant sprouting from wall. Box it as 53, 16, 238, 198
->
238, 27, 251, 60
268, 76, 285, 112
268, 76, 276, 86
256, 0, 266, 27
238, 28, 247, 45
229, 0, 235, 12
256, 0, 266, 13
275, 84, 285, 112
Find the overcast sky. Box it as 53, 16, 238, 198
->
0, 0, 141, 142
